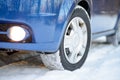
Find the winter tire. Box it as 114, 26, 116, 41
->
40, 5, 91, 71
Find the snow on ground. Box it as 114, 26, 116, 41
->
0, 37, 120, 80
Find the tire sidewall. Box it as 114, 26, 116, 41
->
59, 6, 91, 71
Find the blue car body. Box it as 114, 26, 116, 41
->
0, 0, 119, 52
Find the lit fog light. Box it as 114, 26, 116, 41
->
7, 26, 26, 42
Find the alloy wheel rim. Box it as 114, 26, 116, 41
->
64, 17, 88, 64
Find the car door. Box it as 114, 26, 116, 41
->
91, 0, 120, 33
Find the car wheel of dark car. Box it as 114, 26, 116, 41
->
107, 18, 120, 46
40, 5, 91, 71
117, 26, 120, 44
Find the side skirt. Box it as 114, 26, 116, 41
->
92, 29, 116, 40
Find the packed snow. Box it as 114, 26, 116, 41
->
0, 37, 120, 80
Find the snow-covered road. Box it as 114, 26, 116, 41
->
0, 37, 120, 80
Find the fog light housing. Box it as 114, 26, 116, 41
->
7, 26, 27, 42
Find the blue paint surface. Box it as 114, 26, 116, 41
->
0, 0, 119, 52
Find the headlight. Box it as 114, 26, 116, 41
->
7, 26, 27, 42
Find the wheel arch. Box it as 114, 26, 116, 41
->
78, 0, 92, 17
54, 0, 92, 52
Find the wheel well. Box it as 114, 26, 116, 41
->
78, 1, 91, 17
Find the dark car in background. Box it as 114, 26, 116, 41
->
0, 0, 120, 71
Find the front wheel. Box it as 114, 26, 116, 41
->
40, 6, 91, 71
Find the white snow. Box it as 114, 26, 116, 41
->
0, 37, 120, 80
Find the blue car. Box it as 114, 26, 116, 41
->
0, 0, 120, 71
